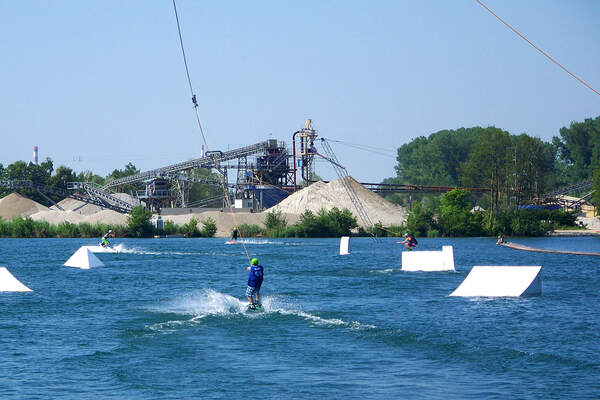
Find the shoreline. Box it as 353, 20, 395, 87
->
548, 229, 600, 237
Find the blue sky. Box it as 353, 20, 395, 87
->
1, 0, 599, 183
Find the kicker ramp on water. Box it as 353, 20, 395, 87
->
401, 246, 454, 271
64, 247, 104, 269
449, 266, 542, 297
0, 267, 32, 292
339, 236, 350, 255
84, 245, 116, 253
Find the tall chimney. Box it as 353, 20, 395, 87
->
33, 146, 38, 164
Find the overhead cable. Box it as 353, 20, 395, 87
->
475, 0, 600, 97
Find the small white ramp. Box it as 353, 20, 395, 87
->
84, 245, 116, 253
402, 246, 454, 271
449, 266, 542, 297
64, 247, 104, 269
0, 267, 32, 292
339, 236, 350, 255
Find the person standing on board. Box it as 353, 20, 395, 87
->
232, 227, 239, 241
246, 258, 264, 310
397, 233, 418, 251
100, 230, 115, 248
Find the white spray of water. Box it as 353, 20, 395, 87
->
111, 244, 231, 256
151, 289, 247, 317
227, 239, 281, 245
109, 244, 158, 255
371, 268, 397, 274
146, 289, 376, 333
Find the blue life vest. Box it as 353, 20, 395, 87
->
248, 265, 264, 287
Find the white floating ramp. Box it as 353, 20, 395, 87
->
64, 247, 104, 269
401, 246, 454, 271
0, 267, 32, 292
339, 236, 350, 255
84, 245, 116, 253
449, 266, 542, 297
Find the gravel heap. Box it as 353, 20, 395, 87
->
50, 198, 104, 215
30, 192, 137, 225
269, 177, 407, 227
29, 208, 128, 225
0, 192, 49, 220
30, 194, 131, 225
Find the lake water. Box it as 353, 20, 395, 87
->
0, 237, 599, 399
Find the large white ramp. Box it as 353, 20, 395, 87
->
339, 236, 350, 255
402, 246, 454, 271
64, 247, 104, 269
449, 266, 542, 297
0, 267, 32, 292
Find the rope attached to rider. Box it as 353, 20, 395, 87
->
172, 0, 251, 263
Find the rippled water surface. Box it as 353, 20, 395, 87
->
1, 237, 599, 399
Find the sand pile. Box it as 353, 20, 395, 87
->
0, 193, 49, 220
20, 191, 131, 225
50, 198, 104, 215
29, 210, 86, 224
83, 209, 128, 225
50, 192, 138, 213
28, 190, 132, 225
270, 177, 407, 226
29, 208, 128, 225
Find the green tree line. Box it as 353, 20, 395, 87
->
391, 116, 600, 203
383, 116, 600, 233
401, 189, 577, 237
235, 208, 359, 238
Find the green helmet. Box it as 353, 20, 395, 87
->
251, 258, 259, 265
